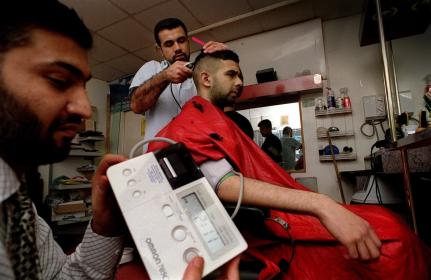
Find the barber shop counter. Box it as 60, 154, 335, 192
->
384, 127, 431, 242
340, 128, 431, 245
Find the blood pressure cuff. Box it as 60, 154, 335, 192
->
199, 158, 234, 194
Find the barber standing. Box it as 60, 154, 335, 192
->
258, 119, 282, 163
130, 18, 228, 150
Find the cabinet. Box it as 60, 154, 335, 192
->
45, 133, 104, 236
315, 107, 357, 161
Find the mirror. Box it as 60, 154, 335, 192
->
236, 101, 305, 172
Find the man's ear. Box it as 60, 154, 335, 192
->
155, 43, 165, 60
201, 71, 212, 88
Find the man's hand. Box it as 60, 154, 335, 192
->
317, 197, 382, 261
218, 176, 382, 262
202, 41, 229, 53
183, 256, 240, 280
164, 61, 193, 83
91, 154, 128, 237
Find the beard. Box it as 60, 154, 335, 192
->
211, 93, 233, 109
169, 49, 189, 63
0, 79, 75, 168
210, 82, 242, 109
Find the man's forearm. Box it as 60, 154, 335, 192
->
218, 175, 383, 261
130, 70, 170, 114
218, 175, 331, 217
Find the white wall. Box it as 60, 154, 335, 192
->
86, 79, 109, 136
295, 15, 386, 201
210, 18, 326, 85
112, 111, 145, 157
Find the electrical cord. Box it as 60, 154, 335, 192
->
129, 137, 177, 158
264, 217, 295, 274
170, 83, 182, 110
409, 116, 419, 124
362, 175, 375, 203
363, 142, 383, 204
360, 120, 386, 140
128, 137, 244, 219
230, 170, 244, 219
375, 178, 383, 204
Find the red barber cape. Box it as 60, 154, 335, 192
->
149, 96, 430, 279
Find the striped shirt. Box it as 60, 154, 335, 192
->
0, 158, 124, 279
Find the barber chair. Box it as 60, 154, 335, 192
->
206, 205, 292, 279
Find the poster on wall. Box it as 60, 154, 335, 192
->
109, 74, 134, 113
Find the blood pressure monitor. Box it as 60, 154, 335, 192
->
107, 143, 247, 279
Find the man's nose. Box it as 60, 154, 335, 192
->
174, 41, 181, 51
67, 87, 92, 119
235, 77, 243, 87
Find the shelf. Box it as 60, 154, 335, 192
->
317, 130, 354, 139
69, 150, 103, 157
77, 136, 105, 142
235, 75, 323, 110
315, 107, 352, 117
50, 183, 92, 190
55, 216, 92, 226
319, 153, 357, 161
76, 167, 95, 172
396, 127, 431, 149
339, 170, 404, 178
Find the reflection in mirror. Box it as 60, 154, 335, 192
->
236, 102, 305, 172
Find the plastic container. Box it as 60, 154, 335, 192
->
336, 96, 343, 109
326, 87, 335, 109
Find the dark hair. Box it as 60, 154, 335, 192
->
154, 18, 187, 46
283, 126, 293, 136
0, 1, 92, 55
258, 119, 272, 129
193, 49, 240, 67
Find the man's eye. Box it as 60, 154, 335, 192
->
48, 77, 71, 89
177, 37, 186, 44
163, 42, 174, 47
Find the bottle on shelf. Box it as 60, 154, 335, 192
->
315, 97, 325, 111
336, 95, 343, 109
326, 87, 335, 110
340, 87, 351, 109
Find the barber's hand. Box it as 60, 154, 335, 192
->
202, 41, 229, 53
183, 256, 240, 280
91, 154, 128, 237
165, 61, 192, 83
318, 198, 382, 261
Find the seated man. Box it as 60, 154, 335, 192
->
148, 50, 430, 279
